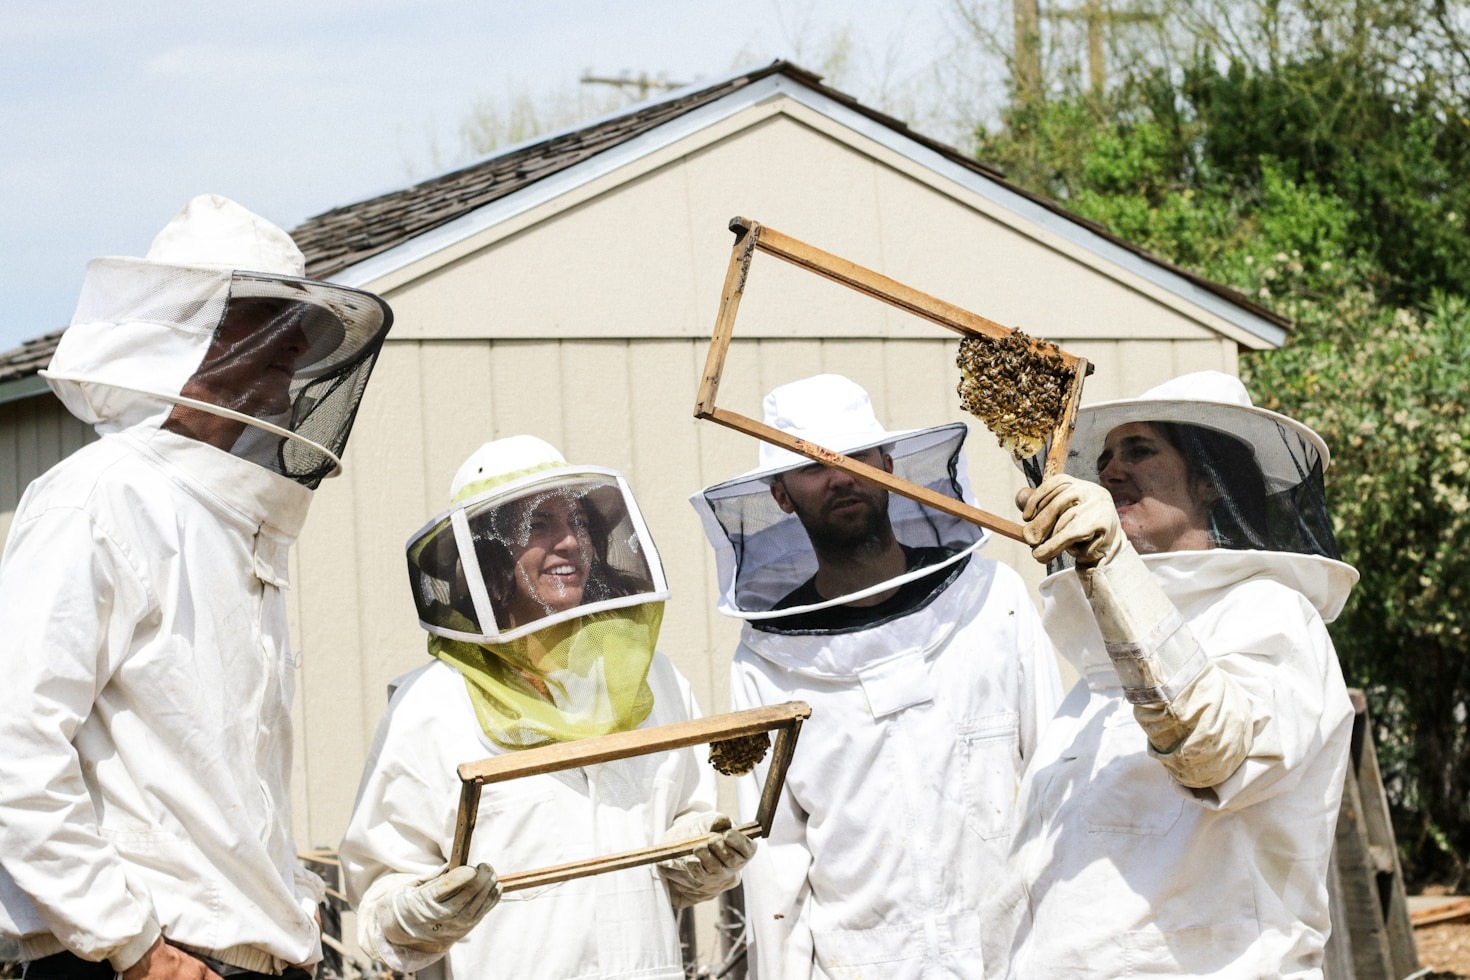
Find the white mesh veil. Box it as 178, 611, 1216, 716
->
1041, 372, 1341, 569
407, 467, 671, 643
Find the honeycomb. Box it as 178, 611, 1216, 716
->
708, 732, 771, 776
956, 330, 1074, 460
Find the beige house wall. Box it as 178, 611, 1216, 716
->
0, 99, 1254, 864
286, 103, 1248, 850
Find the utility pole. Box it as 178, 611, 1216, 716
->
1013, 0, 1043, 110
579, 72, 685, 101
1047, 0, 1158, 96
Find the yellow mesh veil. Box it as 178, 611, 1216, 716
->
429, 602, 663, 748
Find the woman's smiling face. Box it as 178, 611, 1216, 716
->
1096, 422, 1216, 554
505, 492, 594, 623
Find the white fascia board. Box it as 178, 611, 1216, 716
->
328, 72, 1285, 348
326, 78, 788, 292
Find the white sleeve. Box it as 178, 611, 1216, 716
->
0, 505, 161, 968
1080, 547, 1256, 788
1178, 582, 1354, 812
338, 685, 457, 976
729, 655, 815, 980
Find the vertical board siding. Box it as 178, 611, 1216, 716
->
0, 400, 95, 544
0, 332, 1246, 855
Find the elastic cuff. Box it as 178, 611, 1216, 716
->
107, 919, 162, 973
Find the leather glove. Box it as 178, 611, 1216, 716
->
1017, 476, 1254, 786
376, 863, 501, 955
658, 811, 756, 908
1017, 473, 1125, 567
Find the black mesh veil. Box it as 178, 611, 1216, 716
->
1031, 394, 1341, 571
203, 276, 392, 489
692, 423, 986, 619
50, 256, 392, 489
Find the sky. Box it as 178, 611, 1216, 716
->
0, 0, 986, 355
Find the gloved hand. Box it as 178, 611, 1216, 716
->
375, 863, 501, 955
1018, 476, 1255, 787
1016, 474, 1125, 567
658, 811, 756, 908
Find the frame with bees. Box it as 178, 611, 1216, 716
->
693, 216, 1092, 544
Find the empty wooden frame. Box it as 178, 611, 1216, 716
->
449, 701, 811, 891
693, 216, 1091, 544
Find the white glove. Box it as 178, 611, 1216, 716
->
658, 811, 756, 908
376, 863, 501, 955
1017, 473, 1125, 567
1018, 474, 1254, 787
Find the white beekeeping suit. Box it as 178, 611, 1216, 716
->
690, 375, 1061, 980
340, 435, 754, 979
992, 372, 1359, 978
0, 194, 392, 976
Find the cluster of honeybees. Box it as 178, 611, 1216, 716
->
708, 732, 771, 776
956, 330, 1073, 460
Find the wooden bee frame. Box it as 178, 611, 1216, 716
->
694, 216, 1092, 543
449, 701, 811, 891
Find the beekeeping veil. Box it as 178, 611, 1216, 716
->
690, 374, 986, 625
406, 436, 670, 747
41, 194, 392, 489
1060, 371, 1343, 565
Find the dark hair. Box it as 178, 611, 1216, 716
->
1153, 422, 1269, 550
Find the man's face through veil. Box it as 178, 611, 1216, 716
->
164, 297, 332, 453
771, 447, 895, 551
182, 297, 313, 420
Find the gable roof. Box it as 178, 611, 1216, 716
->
0, 59, 1286, 396
293, 62, 837, 279
291, 59, 1286, 340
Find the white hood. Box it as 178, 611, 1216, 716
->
41, 194, 391, 488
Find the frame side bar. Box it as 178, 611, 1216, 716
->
1043, 355, 1091, 479
754, 720, 804, 834
449, 781, 484, 867
704, 407, 1027, 542
695, 217, 761, 417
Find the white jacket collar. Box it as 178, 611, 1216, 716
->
738, 557, 992, 678
1039, 549, 1358, 683
126, 427, 312, 539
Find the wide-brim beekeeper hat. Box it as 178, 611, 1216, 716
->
690, 373, 986, 620
1065, 370, 1347, 565
42, 194, 393, 487
1067, 370, 1330, 488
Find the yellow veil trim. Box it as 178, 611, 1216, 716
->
430, 602, 662, 748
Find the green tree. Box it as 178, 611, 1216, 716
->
975, 0, 1470, 886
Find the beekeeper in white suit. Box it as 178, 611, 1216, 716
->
990, 371, 1359, 977
0, 194, 393, 979
689, 374, 1061, 979
338, 435, 754, 979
